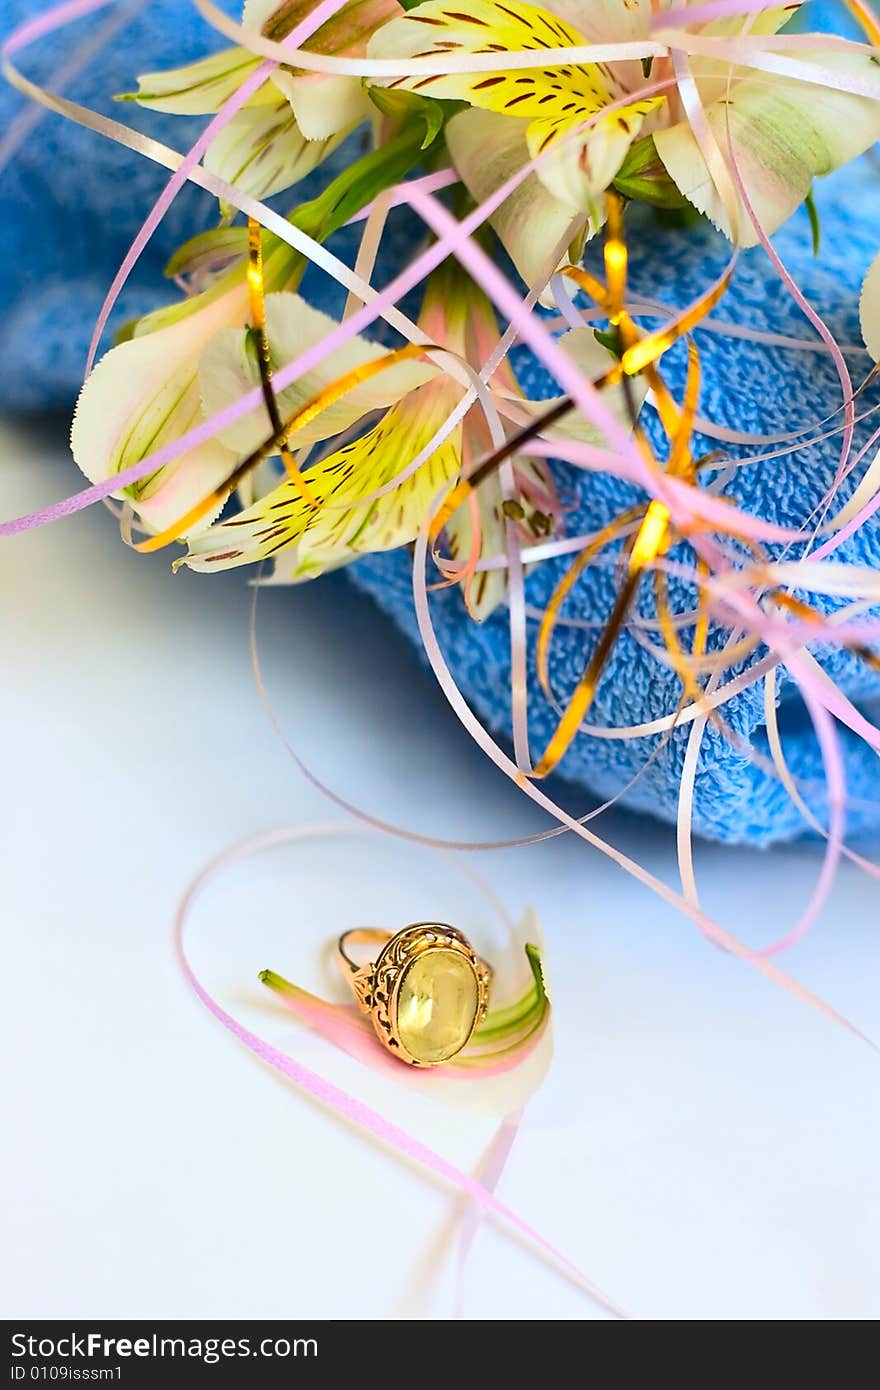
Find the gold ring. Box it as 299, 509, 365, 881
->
336, 923, 490, 1067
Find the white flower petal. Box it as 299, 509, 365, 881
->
123, 48, 270, 115
242, 0, 284, 30
446, 109, 589, 300
271, 70, 372, 139
528, 99, 658, 211
655, 52, 880, 246
71, 286, 249, 536
861, 250, 880, 361
199, 292, 438, 457
204, 97, 345, 201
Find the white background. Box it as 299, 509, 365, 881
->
2, 415, 879, 1321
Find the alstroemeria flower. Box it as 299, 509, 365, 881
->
654, 49, 880, 247
367, 0, 880, 280
367, 0, 662, 287
122, 0, 402, 201
182, 271, 547, 603
70, 288, 430, 537
181, 270, 634, 618
860, 249, 880, 361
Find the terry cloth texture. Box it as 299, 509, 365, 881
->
352, 167, 880, 845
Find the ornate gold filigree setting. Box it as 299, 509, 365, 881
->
337, 923, 491, 1066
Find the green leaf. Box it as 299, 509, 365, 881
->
805, 187, 821, 258
612, 135, 689, 211
291, 115, 444, 246
164, 227, 249, 280
367, 85, 454, 150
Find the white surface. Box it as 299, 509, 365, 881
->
1, 414, 879, 1321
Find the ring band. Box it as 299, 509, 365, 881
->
337, 923, 490, 1067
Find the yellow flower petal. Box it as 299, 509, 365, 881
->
182, 379, 463, 574
369, 0, 608, 114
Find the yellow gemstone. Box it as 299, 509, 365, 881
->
396, 948, 479, 1064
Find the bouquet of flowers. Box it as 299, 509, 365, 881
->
5, 0, 880, 887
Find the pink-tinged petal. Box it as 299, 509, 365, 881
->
245, 0, 400, 47
441, 458, 559, 622
655, 52, 880, 246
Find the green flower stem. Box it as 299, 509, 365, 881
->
258, 116, 444, 296
143, 117, 444, 339
474, 999, 546, 1044
456, 1010, 549, 1067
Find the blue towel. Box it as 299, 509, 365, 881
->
3, 0, 879, 843
353, 171, 880, 845
0, 0, 228, 409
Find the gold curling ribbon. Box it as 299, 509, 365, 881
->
246, 217, 319, 507
536, 506, 645, 699
532, 195, 732, 778
135, 341, 430, 554
843, 0, 880, 46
